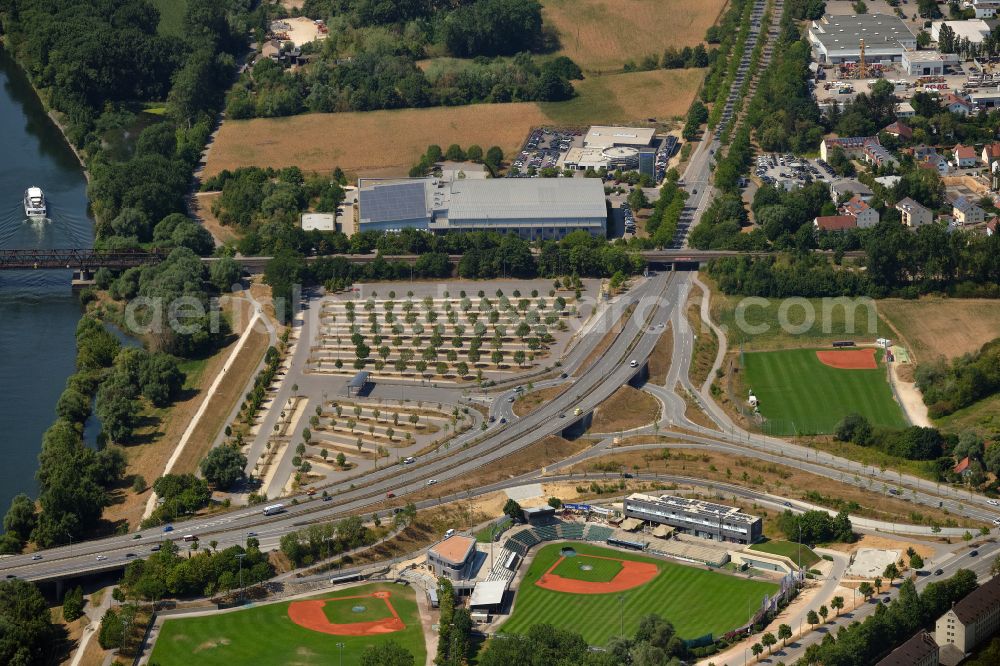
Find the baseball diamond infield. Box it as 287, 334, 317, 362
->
815, 348, 878, 369
287, 590, 405, 636
538, 553, 658, 593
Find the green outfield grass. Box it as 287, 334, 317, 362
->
149, 583, 425, 666
742, 348, 906, 436
749, 540, 821, 568
551, 554, 623, 582
501, 543, 778, 645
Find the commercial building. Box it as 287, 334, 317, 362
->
582, 126, 656, 149
559, 126, 657, 172
901, 50, 955, 77
896, 197, 933, 228
935, 575, 1000, 659
931, 19, 991, 44
876, 631, 939, 666
970, 0, 1000, 18
809, 14, 916, 64
357, 177, 608, 240
623, 493, 763, 544
427, 535, 477, 581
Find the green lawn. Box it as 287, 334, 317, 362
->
551, 554, 623, 582
149, 583, 425, 666
742, 348, 906, 436
936, 393, 1000, 439
749, 540, 820, 568
150, 0, 187, 36
501, 543, 778, 645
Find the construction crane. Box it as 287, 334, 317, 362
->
858, 38, 868, 79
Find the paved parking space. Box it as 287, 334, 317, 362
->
510, 128, 583, 174
754, 153, 837, 189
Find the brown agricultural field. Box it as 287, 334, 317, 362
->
203, 70, 703, 178
877, 298, 1000, 362
543, 0, 728, 72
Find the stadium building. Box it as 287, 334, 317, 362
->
808, 14, 916, 64
357, 177, 608, 240
624, 493, 763, 544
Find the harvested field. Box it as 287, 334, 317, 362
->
543, 0, 727, 72
590, 386, 660, 432
877, 298, 1000, 362
204, 70, 703, 178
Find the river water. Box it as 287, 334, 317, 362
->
0, 47, 94, 515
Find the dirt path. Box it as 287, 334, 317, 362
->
889, 361, 932, 427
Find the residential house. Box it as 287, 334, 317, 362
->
882, 121, 912, 141
896, 197, 933, 228
895, 101, 916, 118
919, 154, 951, 175
935, 575, 1000, 662
945, 93, 973, 116
910, 145, 939, 161
813, 215, 858, 232
982, 143, 1000, 169
841, 195, 880, 228
953, 196, 986, 226
954, 456, 973, 477
875, 631, 938, 666
971, 0, 1000, 18
820, 135, 881, 162
953, 144, 979, 169
864, 142, 898, 168
987, 217, 998, 236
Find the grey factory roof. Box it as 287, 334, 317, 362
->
810, 13, 915, 51
358, 179, 430, 225
627, 493, 760, 525
446, 178, 607, 222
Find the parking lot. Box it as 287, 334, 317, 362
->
510, 128, 584, 174
754, 153, 837, 189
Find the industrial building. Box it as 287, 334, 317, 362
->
623, 493, 763, 544
558, 126, 656, 172
808, 14, 916, 64
901, 50, 958, 76
357, 177, 608, 240
931, 19, 991, 44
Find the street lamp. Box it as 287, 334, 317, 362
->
336, 642, 345, 666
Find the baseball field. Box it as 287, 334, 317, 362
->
148, 582, 426, 665
742, 348, 907, 436
500, 542, 778, 645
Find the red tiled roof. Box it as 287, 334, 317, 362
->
883, 121, 912, 139
985, 144, 1000, 161
946, 93, 971, 108
814, 215, 857, 231
954, 144, 977, 160
954, 456, 971, 474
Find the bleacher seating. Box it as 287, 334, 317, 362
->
558, 523, 585, 540
585, 525, 614, 542
533, 525, 559, 541
647, 533, 731, 567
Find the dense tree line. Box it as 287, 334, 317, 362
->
836, 414, 952, 461
1, 0, 254, 248
700, 0, 752, 110
0, 579, 65, 666
408, 143, 505, 178
141, 474, 212, 528
278, 516, 373, 567
120, 537, 272, 600
916, 339, 1000, 417
776, 509, 854, 545
638, 179, 687, 249
435, 577, 473, 666
227, 0, 579, 118
204, 165, 345, 230
797, 570, 978, 665
482, 614, 689, 665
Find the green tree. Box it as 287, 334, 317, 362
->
806, 609, 819, 627
761, 631, 777, 654
777, 623, 792, 647
200, 446, 247, 490
831, 595, 845, 617
360, 640, 415, 666
883, 563, 900, 586
503, 499, 524, 522
0, 579, 63, 664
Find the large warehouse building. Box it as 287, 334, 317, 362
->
808, 13, 916, 64
624, 493, 764, 545
357, 177, 608, 240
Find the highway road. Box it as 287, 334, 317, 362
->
0, 272, 683, 582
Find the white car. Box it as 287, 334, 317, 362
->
629, 359, 638, 368
988, 499, 1000, 506
426, 479, 438, 486
993, 518, 1000, 526
95, 555, 107, 561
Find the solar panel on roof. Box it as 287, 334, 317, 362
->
360, 182, 428, 224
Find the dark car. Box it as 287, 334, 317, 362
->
163, 525, 174, 533
783, 501, 792, 507
323, 495, 333, 502
935, 568, 944, 575
971, 550, 979, 557
883, 597, 891, 604
126, 553, 137, 558
132, 533, 142, 539
150, 545, 162, 552
560, 373, 568, 379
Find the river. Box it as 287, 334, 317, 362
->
0, 47, 94, 515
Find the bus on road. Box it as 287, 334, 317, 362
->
262, 504, 286, 516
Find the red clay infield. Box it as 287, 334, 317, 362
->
815, 348, 878, 370
287, 590, 405, 636
536, 554, 658, 594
